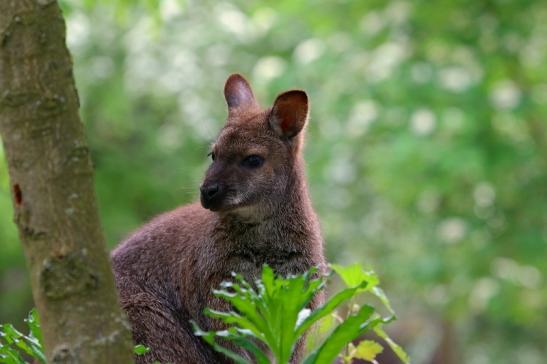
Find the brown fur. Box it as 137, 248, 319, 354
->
111, 74, 326, 364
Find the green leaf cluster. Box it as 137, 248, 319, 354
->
195, 264, 409, 364
0, 309, 45, 364
1, 311, 153, 364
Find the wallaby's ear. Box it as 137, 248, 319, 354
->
269, 90, 309, 139
224, 74, 257, 112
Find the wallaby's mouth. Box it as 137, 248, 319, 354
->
200, 191, 238, 212
200, 190, 254, 214
200, 195, 223, 211
201, 196, 244, 212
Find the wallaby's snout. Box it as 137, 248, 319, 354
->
200, 182, 224, 210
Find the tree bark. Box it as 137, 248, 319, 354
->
0, 1, 133, 363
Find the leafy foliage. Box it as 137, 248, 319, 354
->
0, 309, 45, 364
1, 265, 404, 364
0, 311, 150, 364
345, 340, 384, 363
194, 264, 408, 364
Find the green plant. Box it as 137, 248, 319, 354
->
0, 309, 45, 364
0, 310, 151, 364
1, 265, 407, 364
194, 264, 409, 364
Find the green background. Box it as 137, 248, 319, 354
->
1, 1, 546, 363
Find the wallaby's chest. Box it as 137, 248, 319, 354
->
227, 244, 302, 273
222, 222, 308, 268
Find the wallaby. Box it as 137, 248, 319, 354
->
111, 74, 326, 364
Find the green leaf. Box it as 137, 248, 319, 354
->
295, 282, 366, 338
330, 263, 379, 291
371, 286, 396, 316
205, 308, 263, 339
228, 333, 270, 364
0, 346, 25, 364
193, 323, 251, 364
353, 340, 383, 361
305, 312, 338, 354
374, 325, 410, 364
21, 310, 45, 364
133, 344, 151, 355
25, 309, 43, 348
1, 324, 23, 345
303, 304, 376, 364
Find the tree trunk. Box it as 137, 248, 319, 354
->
0, 1, 134, 363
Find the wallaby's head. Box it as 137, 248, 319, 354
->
200, 74, 309, 219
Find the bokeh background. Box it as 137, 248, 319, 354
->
1, 1, 546, 363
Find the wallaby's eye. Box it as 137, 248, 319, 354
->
208, 151, 216, 161
241, 155, 264, 169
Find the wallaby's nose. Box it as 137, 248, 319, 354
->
200, 183, 224, 210
201, 183, 219, 199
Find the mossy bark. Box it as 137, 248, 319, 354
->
0, 1, 134, 363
